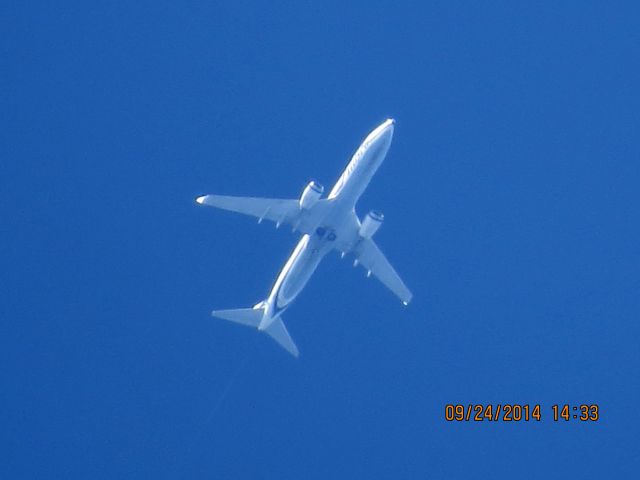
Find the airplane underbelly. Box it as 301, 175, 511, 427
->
277, 252, 322, 306
338, 140, 389, 202
277, 240, 326, 308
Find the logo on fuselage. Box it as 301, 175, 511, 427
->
329, 147, 366, 198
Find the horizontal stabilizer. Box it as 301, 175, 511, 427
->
264, 318, 299, 357
211, 307, 263, 327
211, 307, 299, 357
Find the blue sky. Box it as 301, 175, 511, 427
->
3, 1, 639, 478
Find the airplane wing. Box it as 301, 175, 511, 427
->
196, 194, 329, 234
196, 194, 297, 225
353, 238, 413, 305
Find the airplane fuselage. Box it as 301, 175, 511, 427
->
260, 119, 395, 328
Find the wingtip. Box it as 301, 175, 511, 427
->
402, 292, 413, 306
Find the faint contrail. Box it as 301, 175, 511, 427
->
203, 338, 257, 425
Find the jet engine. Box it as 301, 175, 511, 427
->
359, 210, 384, 239
299, 181, 324, 209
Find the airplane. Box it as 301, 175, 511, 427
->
196, 118, 412, 357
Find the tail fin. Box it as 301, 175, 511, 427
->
211, 305, 299, 357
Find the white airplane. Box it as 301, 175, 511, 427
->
196, 118, 412, 356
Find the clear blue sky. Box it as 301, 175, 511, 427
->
3, 1, 639, 478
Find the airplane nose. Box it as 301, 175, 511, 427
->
382, 118, 395, 138
382, 118, 395, 136
364, 118, 396, 145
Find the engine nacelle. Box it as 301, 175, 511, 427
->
299, 181, 324, 210
359, 210, 384, 239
